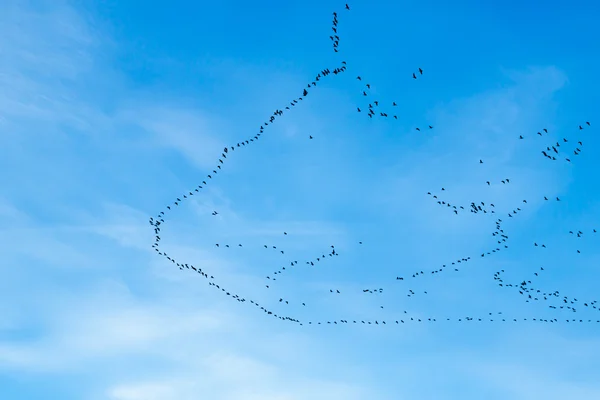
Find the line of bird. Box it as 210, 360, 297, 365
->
147, 2, 600, 326
149, 60, 349, 325
494, 267, 599, 314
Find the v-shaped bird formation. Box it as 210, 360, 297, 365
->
147, 3, 599, 327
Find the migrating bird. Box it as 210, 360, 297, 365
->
145, 20, 600, 330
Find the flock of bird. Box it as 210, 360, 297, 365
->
147, 3, 599, 326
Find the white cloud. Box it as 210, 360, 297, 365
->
0, 268, 377, 399
116, 105, 227, 171
0, 0, 112, 137
108, 381, 183, 400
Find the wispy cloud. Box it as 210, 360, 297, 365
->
116, 105, 227, 171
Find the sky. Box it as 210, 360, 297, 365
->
1, 0, 600, 399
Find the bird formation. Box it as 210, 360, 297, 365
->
330, 12, 340, 52
494, 266, 600, 314
355, 71, 433, 131
147, 2, 599, 326
514, 124, 591, 163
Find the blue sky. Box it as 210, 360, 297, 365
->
2, 0, 600, 399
